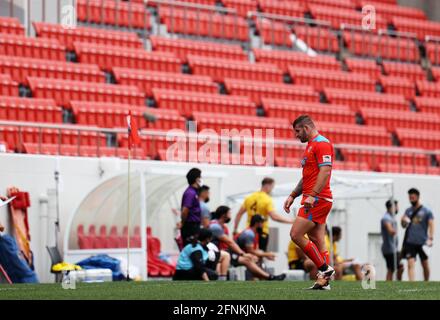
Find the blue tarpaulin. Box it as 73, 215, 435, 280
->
0, 234, 38, 283
76, 254, 124, 281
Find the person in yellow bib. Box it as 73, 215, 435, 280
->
233, 177, 294, 251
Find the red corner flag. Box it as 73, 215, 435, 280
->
127, 111, 141, 149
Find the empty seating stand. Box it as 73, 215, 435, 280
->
414, 96, 440, 114
379, 75, 415, 99
289, 66, 376, 91
222, 0, 257, 17
0, 96, 61, 123
150, 36, 248, 62
343, 31, 420, 62
74, 42, 181, 72
224, 78, 318, 105
258, 0, 305, 18
153, 88, 257, 117
27, 77, 145, 106
317, 122, 392, 146
0, 74, 19, 96
393, 17, 440, 40
77, 0, 150, 29
324, 88, 409, 111
157, 6, 249, 41
360, 107, 440, 131
416, 80, 440, 97
263, 99, 354, 123
0, 17, 25, 35
0, 55, 104, 84
293, 25, 339, 53
33, 22, 143, 50
0, 34, 66, 61
396, 128, 440, 150
344, 58, 382, 79
187, 55, 283, 82
377, 163, 440, 175
359, 0, 426, 22
382, 61, 426, 81
255, 18, 292, 47
0, 126, 107, 152
254, 49, 341, 73
113, 67, 218, 96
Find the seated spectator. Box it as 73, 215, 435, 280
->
173, 229, 217, 281
326, 226, 363, 280
236, 215, 276, 261
209, 205, 286, 281
287, 238, 317, 280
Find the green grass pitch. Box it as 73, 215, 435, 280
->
1, 281, 440, 300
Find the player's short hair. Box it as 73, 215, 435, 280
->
261, 177, 274, 186
292, 115, 315, 128
250, 214, 265, 226
198, 228, 212, 242
198, 185, 210, 194
385, 199, 398, 209
213, 205, 230, 219
186, 167, 201, 185
408, 188, 420, 196
332, 226, 342, 237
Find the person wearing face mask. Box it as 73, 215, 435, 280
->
209, 206, 286, 281
181, 168, 203, 247
381, 199, 404, 281
401, 188, 434, 281
235, 214, 276, 261
233, 177, 294, 252
198, 185, 211, 229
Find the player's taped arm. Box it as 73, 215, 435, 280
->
233, 205, 246, 234
308, 166, 331, 197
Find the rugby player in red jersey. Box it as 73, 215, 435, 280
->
283, 115, 335, 290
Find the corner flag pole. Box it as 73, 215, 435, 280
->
126, 146, 131, 281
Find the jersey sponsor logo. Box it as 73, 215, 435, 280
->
322, 155, 332, 163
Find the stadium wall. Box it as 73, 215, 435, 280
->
0, 153, 439, 283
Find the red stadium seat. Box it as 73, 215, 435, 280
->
376, 163, 440, 175
258, 0, 305, 18
0, 34, 65, 61
0, 96, 61, 123
361, 107, 440, 131
77, 0, 150, 29
341, 146, 431, 169
382, 61, 426, 81
27, 77, 145, 106
263, 99, 354, 123
187, 55, 283, 82
317, 122, 392, 146
425, 41, 440, 66
152, 88, 257, 117
255, 18, 292, 47
0, 17, 25, 35
343, 31, 420, 62
332, 160, 371, 172
289, 66, 376, 91
77, 225, 93, 249
33, 22, 143, 50
223, 0, 258, 17
416, 80, 440, 97
0, 74, 19, 96
309, 4, 387, 29
379, 75, 415, 99
150, 36, 247, 62
429, 66, 440, 82
344, 58, 382, 79
293, 25, 339, 53
254, 49, 341, 73
414, 96, 440, 114
396, 127, 440, 150
304, 0, 355, 10
157, 6, 249, 41
392, 16, 440, 40
0, 55, 104, 84
74, 42, 181, 72
112, 67, 218, 96
224, 78, 318, 105
324, 88, 409, 111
